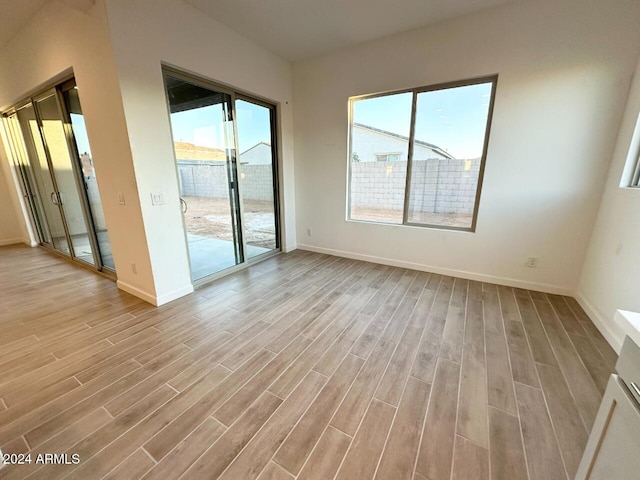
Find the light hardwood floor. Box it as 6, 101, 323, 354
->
0, 244, 616, 479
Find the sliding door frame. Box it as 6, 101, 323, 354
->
56, 79, 108, 272
235, 93, 282, 256
1, 75, 115, 278
161, 65, 282, 287
1, 112, 50, 244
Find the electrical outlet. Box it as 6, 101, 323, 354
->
118, 193, 126, 205
526, 257, 538, 268
306, 228, 312, 236
131, 263, 137, 274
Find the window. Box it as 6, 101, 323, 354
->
376, 153, 402, 162
632, 156, 640, 187
621, 112, 640, 188
348, 76, 497, 231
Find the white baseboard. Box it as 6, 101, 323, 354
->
155, 284, 194, 307
297, 243, 574, 296
116, 280, 157, 305
575, 292, 624, 353
282, 243, 297, 253
0, 238, 23, 247
116, 279, 194, 307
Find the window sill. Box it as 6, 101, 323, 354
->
615, 309, 640, 352
345, 217, 476, 234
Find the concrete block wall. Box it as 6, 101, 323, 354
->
350, 158, 480, 214
177, 161, 274, 201
240, 164, 275, 202
178, 162, 230, 198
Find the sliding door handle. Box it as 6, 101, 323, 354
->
180, 198, 187, 214
50, 192, 58, 205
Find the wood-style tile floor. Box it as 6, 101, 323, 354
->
0, 245, 617, 480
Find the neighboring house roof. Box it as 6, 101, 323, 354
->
353, 123, 454, 159
240, 141, 271, 156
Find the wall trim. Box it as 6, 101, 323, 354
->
297, 243, 574, 295
116, 279, 194, 306
0, 238, 23, 247
155, 284, 195, 307
575, 291, 624, 353
116, 280, 157, 305
282, 243, 297, 253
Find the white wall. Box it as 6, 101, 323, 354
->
293, 0, 640, 294
103, 0, 296, 303
577, 56, 640, 352
0, 0, 295, 306
0, 0, 156, 300
0, 139, 27, 246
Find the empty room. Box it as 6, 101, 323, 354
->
1, 0, 639, 479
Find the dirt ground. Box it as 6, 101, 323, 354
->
351, 206, 473, 228
182, 198, 471, 250
182, 196, 276, 249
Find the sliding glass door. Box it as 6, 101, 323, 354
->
16, 102, 70, 254
235, 98, 279, 259
61, 83, 115, 269
2, 79, 114, 273
164, 70, 280, 282
34, 90, 97, 264
2, 111, 51, 245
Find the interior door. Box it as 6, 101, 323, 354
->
164, 74, 244, 281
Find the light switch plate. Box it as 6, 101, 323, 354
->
151, 192, 165, 206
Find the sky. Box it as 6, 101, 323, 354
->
69, 113, 91, 155
353, 82, 493, 159
170, 99, 271, 153
71, 99, 272, 160
72, 82, 491, 160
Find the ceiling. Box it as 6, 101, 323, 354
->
185, 0, 521, 61
0, 0, 95, 49
0, 0, 48, 49
0, 1, 521, 60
